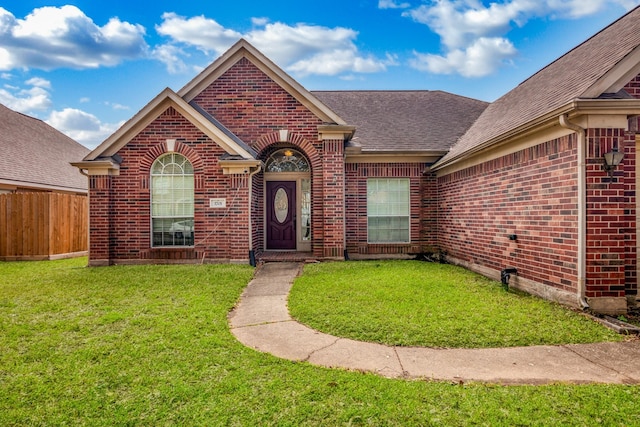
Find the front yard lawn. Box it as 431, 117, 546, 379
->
288, 260, 623, 348
1, 258, 638, 425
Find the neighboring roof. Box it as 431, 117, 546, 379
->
0, 103, 89, 193
312, 90, 487, 153
438, 6, 640, 168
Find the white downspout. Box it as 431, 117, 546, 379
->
559, 114, 589, 309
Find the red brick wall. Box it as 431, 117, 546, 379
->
585, 127, 636, 300
321, 140, 344, 258
438, 136, 580, 294
345, 162, 435, 256
88, 176, 112, 265
585, 128, 625, 299
88, 107, 252, 264
625, 74, 640, 97
192, 58, 322, 145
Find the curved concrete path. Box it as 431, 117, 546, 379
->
228, 262, 640, 385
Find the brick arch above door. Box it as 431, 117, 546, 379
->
252, 131, 321, 171
253, 130, 326, 256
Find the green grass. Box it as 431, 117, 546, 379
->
1, 258, 639, 426
289, 261, 623, 348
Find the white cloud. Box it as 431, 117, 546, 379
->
155, 12, 241, 55
545, 0, 640, 18
106, 102, 130, 111
151, 43, 189, 74
403, 0, 640, 77
288, 50, 397, 76
404, 0, 537, 50
378, 0, 411, 9
154, 14, 394, 77
251, 17, 270, 26
46, 108, 122, 148
0, 5, 148, 71
25, 77, 50, 88
411, 37, 517, 77
0, 77, 52, 113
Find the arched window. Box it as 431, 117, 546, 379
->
151, 153, 194, 247
265, 148, 310, 173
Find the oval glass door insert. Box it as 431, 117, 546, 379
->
274, 188, 289, 224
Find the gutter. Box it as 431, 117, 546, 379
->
559, 114, 589, 310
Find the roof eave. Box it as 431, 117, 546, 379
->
345, 149, 447, 165
71, 159, 120, 176
581, 44, 640, 97
0, 178, 88, 194
218, 158, 263, 175
84, 88, 255, 162
432, 98, 640, 171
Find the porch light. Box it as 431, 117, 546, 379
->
603, 148, 624, 177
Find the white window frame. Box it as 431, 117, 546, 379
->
367, 178, 410, 244
150, 153, 194, 247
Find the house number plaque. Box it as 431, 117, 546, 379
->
209, 198, 226, 208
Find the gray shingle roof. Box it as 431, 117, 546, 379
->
0, 103, 89, 192
312, 90, 488, 152
440, 6, 640, 166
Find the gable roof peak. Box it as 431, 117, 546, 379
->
177, 38, 347, 125
82, 87, 256, 163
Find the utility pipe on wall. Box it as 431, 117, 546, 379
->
559, 114, 589, 309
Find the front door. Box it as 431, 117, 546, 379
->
266, 181, 296, 250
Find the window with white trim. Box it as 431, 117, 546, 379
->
151, 153, 194, 247
367, 178, 410, 243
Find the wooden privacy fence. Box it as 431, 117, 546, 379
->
0, 192, 88, 260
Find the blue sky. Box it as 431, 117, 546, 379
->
1, 1, 639, 148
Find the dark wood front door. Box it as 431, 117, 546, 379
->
266, 181, 296, 250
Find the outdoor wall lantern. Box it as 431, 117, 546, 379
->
603, 148, 624, 177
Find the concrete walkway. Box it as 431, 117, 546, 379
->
228, 262, 640, 385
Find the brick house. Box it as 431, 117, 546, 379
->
74, 6, 640, 315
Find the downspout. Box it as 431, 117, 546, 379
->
247, 165, 262, 267
559, 114, 589, 310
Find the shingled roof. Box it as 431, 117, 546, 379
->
312, 90, 487, 153
0, 103, 89, 193
437, 6, 640, 168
